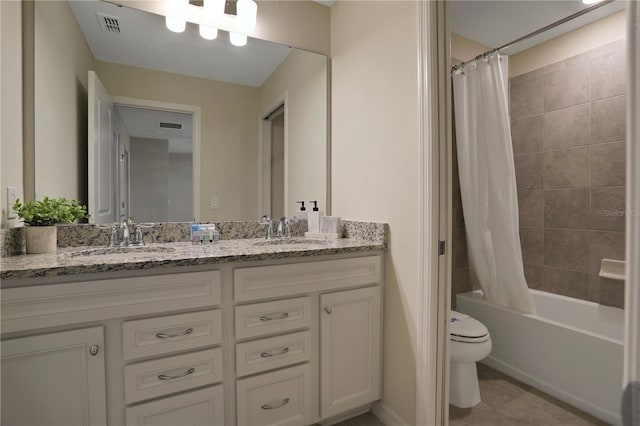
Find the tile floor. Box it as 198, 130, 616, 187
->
335, 363, 608, 426
449, 363, 608, 426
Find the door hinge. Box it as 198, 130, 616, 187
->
438, 240, 446, 256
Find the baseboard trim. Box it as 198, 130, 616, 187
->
372, 401, 409, 426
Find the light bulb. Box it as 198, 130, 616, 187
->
237, 0, 257, 32
165, 0, 189, 33
230, 32, 247, 47
199, 25, 218, 40
582, 0, 604, 4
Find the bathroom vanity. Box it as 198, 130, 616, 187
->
0, 235, 384, 426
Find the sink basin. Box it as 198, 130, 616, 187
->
253, 238, 330, 247
65, 246, 176, 258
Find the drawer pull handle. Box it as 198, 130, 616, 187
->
259, 312, 289, 321
261, 398, 290, 410
158, 367, 195, 380
155, 328, 194, 338
260, 347, 290, 358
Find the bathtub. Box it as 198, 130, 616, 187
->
457, 289, 624, 425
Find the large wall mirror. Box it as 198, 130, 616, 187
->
31, 0, 327, 223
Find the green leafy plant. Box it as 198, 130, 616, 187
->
12, 197, 90, 226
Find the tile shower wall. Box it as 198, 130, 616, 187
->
511, 40, 626, 308
450, 41, 626, 309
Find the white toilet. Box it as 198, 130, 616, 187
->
449, 311, 492, 408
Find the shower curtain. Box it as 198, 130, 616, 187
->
452, 54, 536, 314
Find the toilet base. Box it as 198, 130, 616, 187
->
449, 361, 481, 408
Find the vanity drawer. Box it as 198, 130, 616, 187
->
236, 364, 311, 426
123, 309, 222, 360
124, 348, 223, 404
235, 297, 311, 339
234, 256, 381, 302
126, 385, 224, 426
236, 331, 312, 377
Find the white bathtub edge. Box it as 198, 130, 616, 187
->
481, 357, 622, 426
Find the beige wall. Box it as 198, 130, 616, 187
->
34, 0, 95, 203
510, 10, 626, 77
1, 0, 24, 229
96, 61, 260, 221
451, 33, 490, 63
259, 49, 327, 217
331, 1, 420, 424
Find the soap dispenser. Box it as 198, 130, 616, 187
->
306, 201, 323, 234
295, 201, 307, 220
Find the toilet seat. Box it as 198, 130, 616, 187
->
450, 311, 490, 343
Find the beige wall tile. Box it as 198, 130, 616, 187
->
515, 153, 543, 190
520, 227, 544, 265
544, 66, 590, 112
510, 76, 544, 120
524, 264, 544, 290
591, 50, 626, 100
543, 229, 589, 271
591, 141, 626, 187
591, 187, 626, 231
591, 95, 626, 144
542, 267, 589, 300
543, 103, 590, 150
588, 230, 625, 275
587, 275, 624, 308
518, 190, 543, 228
543, 146, 590, 189
544, 188, 590, 229
511, 115, 543, 154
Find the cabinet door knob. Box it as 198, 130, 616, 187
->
89, 345, 99, 356
324, 306, 332, 314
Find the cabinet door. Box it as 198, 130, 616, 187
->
126, 386, 224, 426
1, 327, 107, 426
320, 286, 381, 418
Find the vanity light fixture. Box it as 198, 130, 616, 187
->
199, 0, 225, 40
164, 0, 258, 46
165, 0, 189, 33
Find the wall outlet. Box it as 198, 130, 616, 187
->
210, 196, 220, 210
6, 186, 17, 219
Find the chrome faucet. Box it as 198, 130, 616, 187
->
275, 217, 290, 239
260, 215, 274, 240
120, 215, 130, 246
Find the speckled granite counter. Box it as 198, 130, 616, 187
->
0, 237, 385, 281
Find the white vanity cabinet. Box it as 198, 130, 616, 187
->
1, 327, 107, 426
1, 252, 383, 426
233, 255, 383, 424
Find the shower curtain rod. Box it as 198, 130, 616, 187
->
451, 0, 616, 71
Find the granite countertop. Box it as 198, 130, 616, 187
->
0, 238, 385, 281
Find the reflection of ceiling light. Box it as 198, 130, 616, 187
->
165, 0, 188, 32
582, 0, 604, 4
164, 0, 257, 46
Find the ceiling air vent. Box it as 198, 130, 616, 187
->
97, 13, 122, 34
159, 122, 183, 130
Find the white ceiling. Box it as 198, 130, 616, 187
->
69, 0, 292, 87
450, 0, 625, 55
115, 106, 193, 154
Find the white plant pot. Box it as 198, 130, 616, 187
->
25, 226, 57, 254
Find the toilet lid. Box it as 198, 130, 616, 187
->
450, 311, 489, 340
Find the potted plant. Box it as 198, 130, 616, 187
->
12, 197, 90, 254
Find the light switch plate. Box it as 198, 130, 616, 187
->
210, 196, 220, 210
6, 186, 17, 219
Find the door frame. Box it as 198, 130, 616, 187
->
417, 1, 452, 425
111, 96, 202, 221
259, 94, 288, 218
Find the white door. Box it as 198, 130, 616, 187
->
88, 71, 116, 224
1, 327, 107, 426
320, 286, 381, 418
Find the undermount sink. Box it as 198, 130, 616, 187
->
65, 246, 176, 258
253, 238, 330, 247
